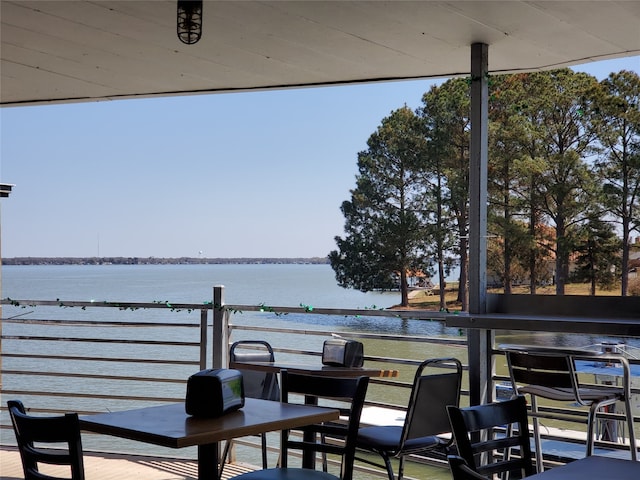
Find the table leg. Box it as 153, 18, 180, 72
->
198, 442, 219, 480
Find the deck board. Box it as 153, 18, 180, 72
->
0, 446, 256, 480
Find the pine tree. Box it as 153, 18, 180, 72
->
329, 107, 431, 307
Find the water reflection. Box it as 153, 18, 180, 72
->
244, 311, 463, 337
496, 330, 640, 351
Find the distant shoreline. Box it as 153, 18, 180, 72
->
2, 257, 330, 266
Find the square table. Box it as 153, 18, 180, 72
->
79, 398, 339, 480
526, 456, 640, 479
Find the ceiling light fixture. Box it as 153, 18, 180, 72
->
177, 1, 203, 45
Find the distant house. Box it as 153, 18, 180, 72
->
390, 269, 435, 290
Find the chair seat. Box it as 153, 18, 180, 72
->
518, 385, 621, 403
233, 467, 340, 480
357, 425, 442, 453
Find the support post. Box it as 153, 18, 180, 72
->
213, 285, 229, 369
468, 42, 492, 406
199, 308, 207, 370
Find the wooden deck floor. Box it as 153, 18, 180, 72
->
0, 446, 256, 480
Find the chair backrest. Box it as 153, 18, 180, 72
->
505, 349, 576, 389
230, 340, 280, 401
447, 455, 491, 480
447, 395, 534, 479
280, 370, 369, 480
401, 357, 463, 452
503, 347, 593, 404
7, 400, 85, 480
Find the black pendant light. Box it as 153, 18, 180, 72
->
177, 1, 203, 45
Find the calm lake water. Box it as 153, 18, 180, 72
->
3, 263, 636, 345
1, 263, 467, 337
2, 263, 396, 307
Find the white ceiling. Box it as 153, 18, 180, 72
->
2, 1, 640, 106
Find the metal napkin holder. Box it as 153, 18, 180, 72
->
185, 368, 245, 417
322, 338, 364, 367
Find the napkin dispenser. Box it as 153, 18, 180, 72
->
185, 368, 245, 417
322, 339, 364, 367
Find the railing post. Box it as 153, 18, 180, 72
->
213, 285, 229, 369
199, 308, 208, 370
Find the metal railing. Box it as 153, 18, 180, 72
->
0, 288, 464, 479
1, 287, 638, 475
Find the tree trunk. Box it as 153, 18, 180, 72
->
504, 193, 512, 295
458, 236, 469, 311
400, 269, 409, 307
621, 219, 630, 296
555, 218, 567, 296
438, 259, 446, 310
528, 184, 538, 295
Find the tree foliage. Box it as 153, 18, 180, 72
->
571, 215, 621, 294
592, 70, 640, 295
419, 79, 469, 309
521, 70, 600, 294
329, 107, 431, 306
488, 74, 534, 293
332, 69, 640, 304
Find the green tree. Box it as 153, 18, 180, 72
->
571, 215, 621, 294
521, 70, 601, 294
511, 151, 554, 293
420, 79, 470, 310
329, 106, 431, 307
592, 70, 640, 295
419, 81, 464, 309
494, 72, 558, 293
487, 74, 535, 293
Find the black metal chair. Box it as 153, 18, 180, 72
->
231, 370, 369, 480
501, 344, 637, 472
220, 340, 281, 478
447, 395, 535, 479
447, 455, 491, 480
7, 399, 85, 480
355, 357, 463, 480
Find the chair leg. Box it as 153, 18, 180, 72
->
586, 403, 599, 457
623, 395, 638, 461
260, 432, 268, 469
320, 433, 328, 472
221, 435, 266, 479
530, 395, 544, 473
380, 452, 395, 480
218, 440, 231, 480
397, 455, 405, 480
503, 422, 514, 480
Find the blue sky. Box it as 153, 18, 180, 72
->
1, 56, 638, 258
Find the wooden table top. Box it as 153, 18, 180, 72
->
79, 398, 339, 449
229, 360, 399, 378
526, 456, 640, 479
